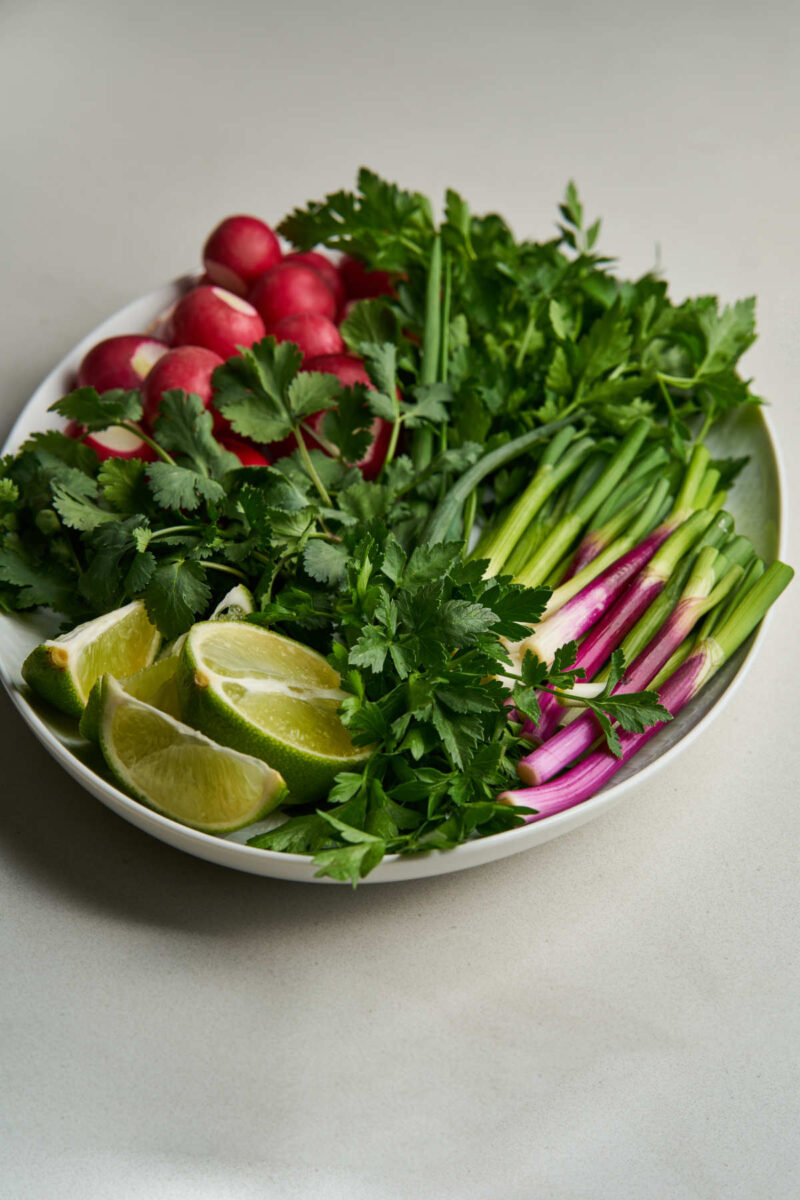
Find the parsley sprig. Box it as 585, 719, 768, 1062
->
250, 531, 551, 882
511, 645, 672, 759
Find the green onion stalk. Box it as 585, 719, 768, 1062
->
517, 546, 746, 785
500, 562, 794, 817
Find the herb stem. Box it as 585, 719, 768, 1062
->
440, 253, 452, 382
462, 488, 478, 549
412, 233, 443, 472
148, 524, 204, 540
294, 430, 332, 506
203, 562, 248, 581
122, 424, 175, 465
514, 316, 536, 370
382, 405, 403, 477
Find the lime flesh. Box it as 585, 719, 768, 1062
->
177, 622, 371, 804
97, 676, 287, 832
22, 601, 160, 717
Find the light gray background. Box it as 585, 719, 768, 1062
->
1, 2, 799, 1197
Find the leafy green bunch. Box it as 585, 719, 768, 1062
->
249, 528, 670, 882
250, 530, 549, 881
0, 334, 469, 639
282, 169, 760, 463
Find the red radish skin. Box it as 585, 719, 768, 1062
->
304, 353, 373, 388
267, 353, 394, 480
272, 313, 344, 362
65, 419, 155, 463
218, 435, 269, 467
171, 286, 265, 361
338, 255, 396, 300
283, 251, 345, 310
77, 336, 168, 393
249, 263, 337, 331
142, 345, 226, 431
203, 215, 282, 296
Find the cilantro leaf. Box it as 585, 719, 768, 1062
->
51, 484, 117, 532
400, 382, 451, 428
212, 337, 340, 445
697, 298, 756, 378
585, 690, 672, 743
143, 560, 211, 639
0, 542, 75, 610
98, 457, 152, 514
153, 392, 239, 478
340, 299, 398, 353
312, 839, 386, 885
321, 386, 375, 464
50, 387, 143, 430
288, 372, 341, 423
146, 462, 225, 512
248, 812, 332, 854
302, 539, 350, 585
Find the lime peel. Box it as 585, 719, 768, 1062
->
96, 676, 287, 833
177, 622, 371, 805
22, 600, 161, 718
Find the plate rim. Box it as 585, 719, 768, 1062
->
0, 278, 786, 884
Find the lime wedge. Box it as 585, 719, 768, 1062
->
210, 583, 254, 621
148, 584, 255, 668
22, 601, 160, 718
124, 653, 183, 715
177, 622, 371, 803
108, 585, 256, 723
94, 675, 287, 832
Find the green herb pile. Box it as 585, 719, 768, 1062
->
0, 171, 761, 880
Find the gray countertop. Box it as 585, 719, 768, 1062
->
2, 2, 799, 1196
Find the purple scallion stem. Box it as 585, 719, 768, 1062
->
530, 569, 667, 743
500, 649, 710, 819
517, 595, 704, 784
534, 521, 675, 649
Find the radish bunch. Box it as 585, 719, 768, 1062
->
69, 213, 396, 471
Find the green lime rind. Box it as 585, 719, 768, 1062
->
97, 676, 288, 834
79, 676, 107, 743
176, 622, 371, 805
22, 642, 84, 717
210, 584, 254, 621
83, 653, 181, 745
21, 601, 161, 718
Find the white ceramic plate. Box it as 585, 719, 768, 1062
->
0, 280, 784, 883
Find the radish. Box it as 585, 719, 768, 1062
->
171, 286, 265, 361
218, 435, 269, 467
65, 418, 155, 463
142, 345, 226, 431
249, 263, 336, 331
304, 353, 373, 388
266, 353, 393, 480
271, 313, 344, 361
338, 255, 396, 300
203, 215, 282, 296
283, 251, 345, 310
77, 336, 168, 393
